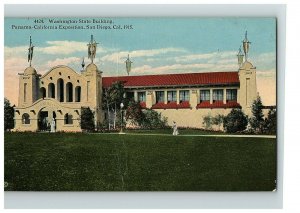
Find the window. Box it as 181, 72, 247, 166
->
48, 83, 55, 98
64, 113, 73, 125
226, 89, 237, 101
57, 78, 64, 102
138, 92, 146, 102
22, 113, 30, 124
155, 91, 164, 103
200, 90, 210, 101
167, 91, 177, 102
87, 81, 90, 101
126, 92, 134, 100
66, 82, 73, 102
75, 86, 81, 102
213, 89, 223, 101
24, 83, 27, 102
179, 90, 189, 102
39, 87, 46, 99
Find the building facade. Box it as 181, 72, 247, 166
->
13, 34, 258, 132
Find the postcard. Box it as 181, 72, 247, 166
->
4, 17, 277, 191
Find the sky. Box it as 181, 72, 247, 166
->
4, 17, 276, 105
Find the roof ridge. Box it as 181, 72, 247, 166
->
103, 71, 238, 79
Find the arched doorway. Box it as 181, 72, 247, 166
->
38, 110, 49, 131
38, 108, 57, 132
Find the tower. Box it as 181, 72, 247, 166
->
83, 35, 103, 128
18, 36, 39, 107
238, 32, 257, 115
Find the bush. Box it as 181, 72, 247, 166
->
80, 107, 95, 132
223, 109, 248, 133
125, 101, 145, 126
202, 115, 213, 130
4, 98, 14, 131
140, 109, 168, 129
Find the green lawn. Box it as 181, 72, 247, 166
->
4, 132, 276, 191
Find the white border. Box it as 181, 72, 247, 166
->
2, 3, 285, 210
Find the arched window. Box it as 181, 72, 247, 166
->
57, 78, 64, 102
75, 86, 81, 102
48, 83, 55, 98
22, 113, 30, 124
39, 87, 46, 99
64, 113, 73, 124
66, 82, 73, 102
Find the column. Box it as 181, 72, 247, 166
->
164, 90, 168, 104
146, 91, 153, 108
176, 89, 180, 104
223, 88, 226, 104
134, 91, 138, 102
210, 89, 213, 104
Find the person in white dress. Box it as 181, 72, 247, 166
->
50, 118, 56, 133
172, 121, 179, 136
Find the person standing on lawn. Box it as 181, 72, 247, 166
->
172, 121, 179, 136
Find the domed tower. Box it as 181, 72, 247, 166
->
82, 35, 103, 127
18, 36, 39, 107
238, 31, 257, 115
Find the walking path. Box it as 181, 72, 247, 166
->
108, 132, 276, 139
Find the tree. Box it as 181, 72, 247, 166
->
4, 98, 14, 131
264, 108, 276, 134
125, 100, 145, 126
249, 95, 264, 133
223, 108, 248, 133
80, 107, 95, 132
102, 81, 125, 130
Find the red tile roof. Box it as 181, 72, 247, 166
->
196, 101, 241, 109
102, 72, 239, 88
151, 101, 191, 109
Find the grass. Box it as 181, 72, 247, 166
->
4, 132, 276, 191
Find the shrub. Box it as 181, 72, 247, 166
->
80, 107, 95, 132
202, 115, 213, 130
4, 98, 14, 131
223, 109, 248, 133
140, 109, 168, 129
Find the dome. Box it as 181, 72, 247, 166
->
24, 66, 37, 75
240, 61, 255, 70
85, 63, 99, 73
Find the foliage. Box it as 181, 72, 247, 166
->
202, 115, 213, 130
4, 98, 14, 131
140, 109, 168, 129
212, 114, 224, 130
102, 81, 125, 130
125, 100, 145, 126
263, 108, 277, 134
80, 107, 95, 132
223, 109, 248, 133
249, 95, 264, 133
